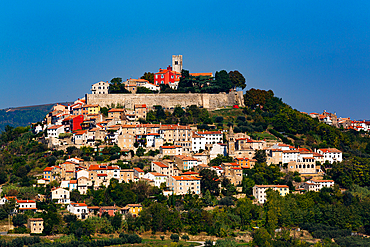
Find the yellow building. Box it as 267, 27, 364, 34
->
82, 104, 100, 115
126, 204, 142, 217
28, 218, 44, 234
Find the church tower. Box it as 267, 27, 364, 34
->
172, 55, 183, 73
228, 125, 235, 156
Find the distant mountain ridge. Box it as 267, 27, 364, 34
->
0, 102, 73, 132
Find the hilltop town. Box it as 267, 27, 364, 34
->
1, 56, 370, 246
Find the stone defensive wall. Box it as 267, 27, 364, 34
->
86, 91, 245, 109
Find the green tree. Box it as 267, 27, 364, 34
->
200, 169, 220, 195
111, 212, 122, 230
136, 147, 145, 157
229, 70, 246, 89
12, 214, 27, 227
253, 149, 267, 164
170, 234, 179, 242
141, 72, 155, 84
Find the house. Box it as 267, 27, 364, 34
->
73, 130, 88, 145
151, 161, 179, 176
133, 167, 145, 179
209, 143, 227, 160
173, 155, 199, 171
120, 169, 135, 183
143, 172, 167, 188
117, 132, 135, 149
51, 187, 70, 204
192, 133, 205, 153
134, 104, 147, 120
121, 204, 142, 217
160, 145, 183, 156
210, 166, 224, 176
82, 104, 100, 115
159, 125, 192, 143
235, 157, 255, 169
16, 199, 37, 212
28, 218, 44, 234
91, 81, 109, 94
197, 131, 223, 145
108, 108, 126, 120
146, 133, 163, 148
62, 115, 84, 132
99, 206, 119, 217
0, 195, 17, 205
67, 202, 88, 219
253, 185, 290, 204
167, 176, 201, 195
316, 148, 343, 164
310, 179, 334, 190
154, 65, 181, 86
43, 166, 59, 183
141, 82, 160, 92
47, 125, 65, 139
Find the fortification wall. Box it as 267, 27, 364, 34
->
86, 91, 244, 109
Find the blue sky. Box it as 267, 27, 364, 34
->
1, 1, 369, 119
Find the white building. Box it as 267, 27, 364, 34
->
142, 82, 160, 92
253, 185, 289, 204
310, 179, 335, 190
91, 81, 109, 94
197, 131, 223, 145
67, 202, 88, 219
47, 125, 65, 138
316, 148, 342, 164
51, 187, 70, 204
209, 143, 227, 159
16, 199, 37, 212
192, 133, 205, 153
282, 150, 299, 164
143, 172, 167, 188
0, 195, 17, 205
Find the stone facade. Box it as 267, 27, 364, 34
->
85, 91, 245, 110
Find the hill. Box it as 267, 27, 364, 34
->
0, 102, 72, 132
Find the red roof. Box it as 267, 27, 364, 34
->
17, 200, 36, 203
47, 125, 63, 130
171, 176, 201, 181
198, 131, 222, 135
133, 167, 144, 173
43, 167, 53, 172
152, 162, 168, 168
71, 202, 87, 207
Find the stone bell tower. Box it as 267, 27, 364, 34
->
227, 125, 235, 156
172, 55, 183, 73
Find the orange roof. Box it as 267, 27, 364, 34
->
71, 202, 87, 207
311, 179, 334, 183
70, 180, 77, 184
171, 176, 201, 181
198, 131, 222, 135
152, 162, 168, 168
43, 167, 54, 171
149, 172, 167, 177
319, 148, 342, 153
133, 167, 144, 173
255, 185, 289, 188
74, 130, 87, 135
174, 155, 198, 161
134, 104, 146, 108
17, 200, 36, 203
108, 108, 125, 112
47, 125, 64, 130
190, 72, 213, 77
